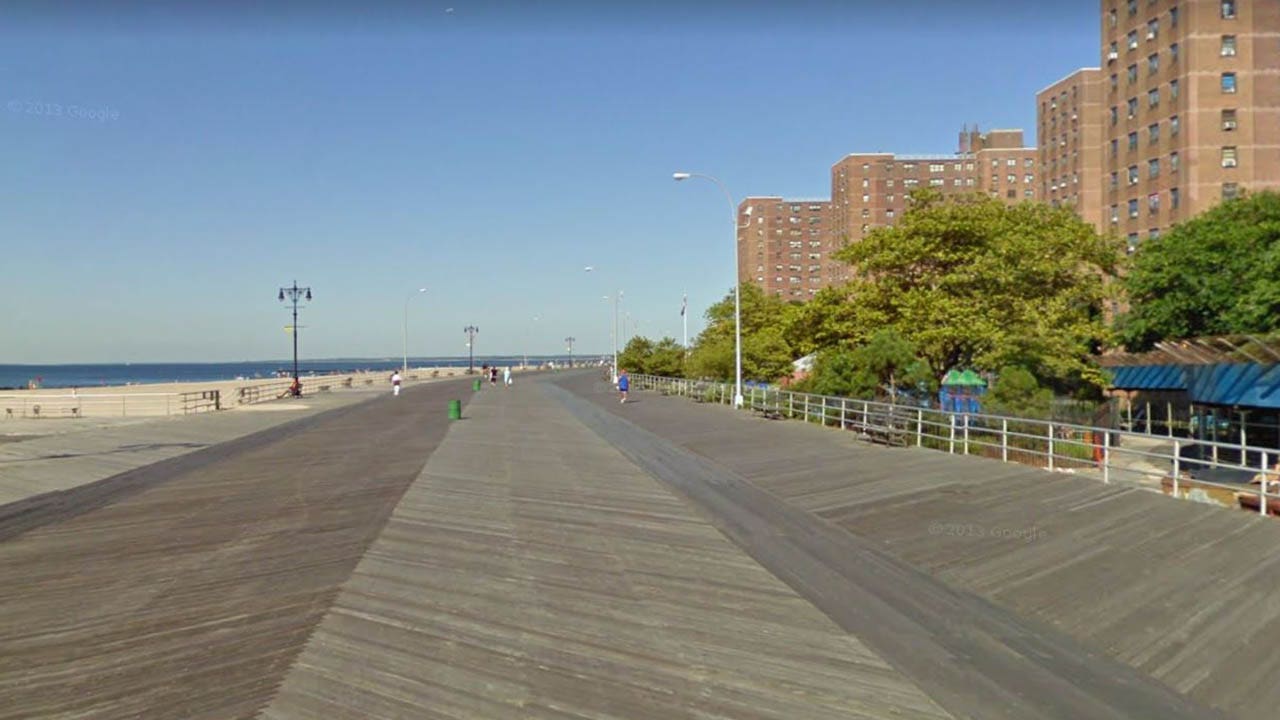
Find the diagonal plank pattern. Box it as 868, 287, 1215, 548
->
0, 382, 462, 720
558, 372, 1280, 720
261, 379, 955, 720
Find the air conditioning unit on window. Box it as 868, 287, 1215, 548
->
1108, 50, 1119, 61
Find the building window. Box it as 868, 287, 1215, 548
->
1024, 189, 1034, 198
1170, 43, 1179, 63
1110, 138, 1119, 157
886, 194, 895, 202
1007, 159, 1017, 167
1171, 187, 1180, 209
1128, 165, 1139, 185
1127, 64, 1138, 84
991, 159, 999, 168
861, 209, 869, 218
1110, 171, 1119, 189
1111, 205, 1120, 223
1007, 189, 1017, 199
1024, 158, 1034, 168
1148, 88, 1159, 108
1127, 97, 1138, 118
1129, 199, 1139, 218
1148, 123, 1159, 144
1109, 7, 1118, 26
1110, 106, 1119, 125
1170, 79, 1179, 101
965, 178, 974, 186
1223, 183, 1239, 200
1149, 158, 1160, 178
1170, 151, 1179, 172
929, 178, 944, 187
1170, 5, 1178, 27
1222, 0, 1236, 19
1127, 31, 1138, 51
1148, 53, 1159, 75
1127, 233, 1140, 254
903, 179, 918, 188
1221, 35, 1236, 56
886, 179, 895, 187
1222, 73, 1237, 93
1222, 146, 1238, 168
886, 209, 895, 218
1006, 174, 1016, 184
965, 162, 974, 171
1109, 41, 1119, 61
1170, 115, 1179, 135
1127, 0, 1137, 16
952, 178, 962, 187
1110, 73, 1118, 91
929, 163, 944, 173
1147, 19, 1158, 40
1222, 109, 1238, 130
861, 194, 870, 203
1128, 131, 1138, 151
1149, 193, 1160, 213
1149, 228, 1160, 241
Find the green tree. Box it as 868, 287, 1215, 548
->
686, 283, 797, 382
618, 336, 655, 375
985, 365, 1053, 417
831, 193, 1120, 391
801, 346, 878, 398
1118, 191, 1280, 349
645, 337, 686, 377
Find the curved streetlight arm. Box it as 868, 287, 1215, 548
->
673, 171, 745, 408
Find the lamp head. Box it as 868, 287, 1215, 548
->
278, 289, 285, 301
672, 172, 691, 181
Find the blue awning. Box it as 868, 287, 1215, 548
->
1108, 364, 1187, 390
1108, 362, 1280, 410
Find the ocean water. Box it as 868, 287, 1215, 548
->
0, 356, 590, 390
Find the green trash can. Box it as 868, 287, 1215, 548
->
448, 399, 462, 420
472, 378, 482, 391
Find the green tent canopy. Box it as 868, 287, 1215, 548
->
942, 368, 987, 387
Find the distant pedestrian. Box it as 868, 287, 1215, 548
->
390, 370, 402, 396
489, 366, 498, 385
503, 366, 512, 387
618, 369, 629, 404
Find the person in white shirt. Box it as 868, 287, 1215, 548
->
390, 370, 402, 396
503, 366, 512, 387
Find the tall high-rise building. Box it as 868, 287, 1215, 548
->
1037, 68, 1106, 232
1100, 0, 1280, 253
830, 127, 1036, 251
736, 197, 833, 300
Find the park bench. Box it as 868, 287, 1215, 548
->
848, 408, 908, 447
690, 382, 713, 403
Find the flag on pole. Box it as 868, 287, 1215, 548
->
680, 294, 687, 317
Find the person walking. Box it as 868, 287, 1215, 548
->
503, 366, 512, 387
618, 368, 629, 404
390, 370, 402, 397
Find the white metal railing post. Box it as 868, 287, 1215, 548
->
1260, 451, 1270, 516
788, 392, 794, 417
1102, 430, 1111, 483
1172, 440, 1181, 498
1048, 422, 1055, 472
804, 394, 810, 423
963, 414, 970, 455
1145, 401, 1151, 434
916, 408, 923, 446
1001, 418, 1008, 462
841, 398, 848, 430
862, 401, 869, 432
948, 414, 956, 454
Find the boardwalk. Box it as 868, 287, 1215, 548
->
1, 371, 1274, 718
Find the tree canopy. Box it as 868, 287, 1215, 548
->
685, 283, 798, 382
1117, 191, 1280, 350
830, 191, 1120, 391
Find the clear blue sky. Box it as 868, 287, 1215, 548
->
0, 1, 1098, 363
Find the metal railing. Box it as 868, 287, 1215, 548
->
1, 390, 219, 419
634, 374, 1280, 517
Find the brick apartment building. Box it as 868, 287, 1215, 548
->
738, 127, 1037, 300
736, 197, 833, 300
1037, 68, 1106, 232
1097, 0, 1280, 252
830, 127, 1037, 256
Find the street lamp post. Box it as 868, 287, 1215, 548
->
403, 287, 426, 374
674, 171, 744, 408
278, 281, 312, 385
565, 336, 576, 368
464, 325, 479, 374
